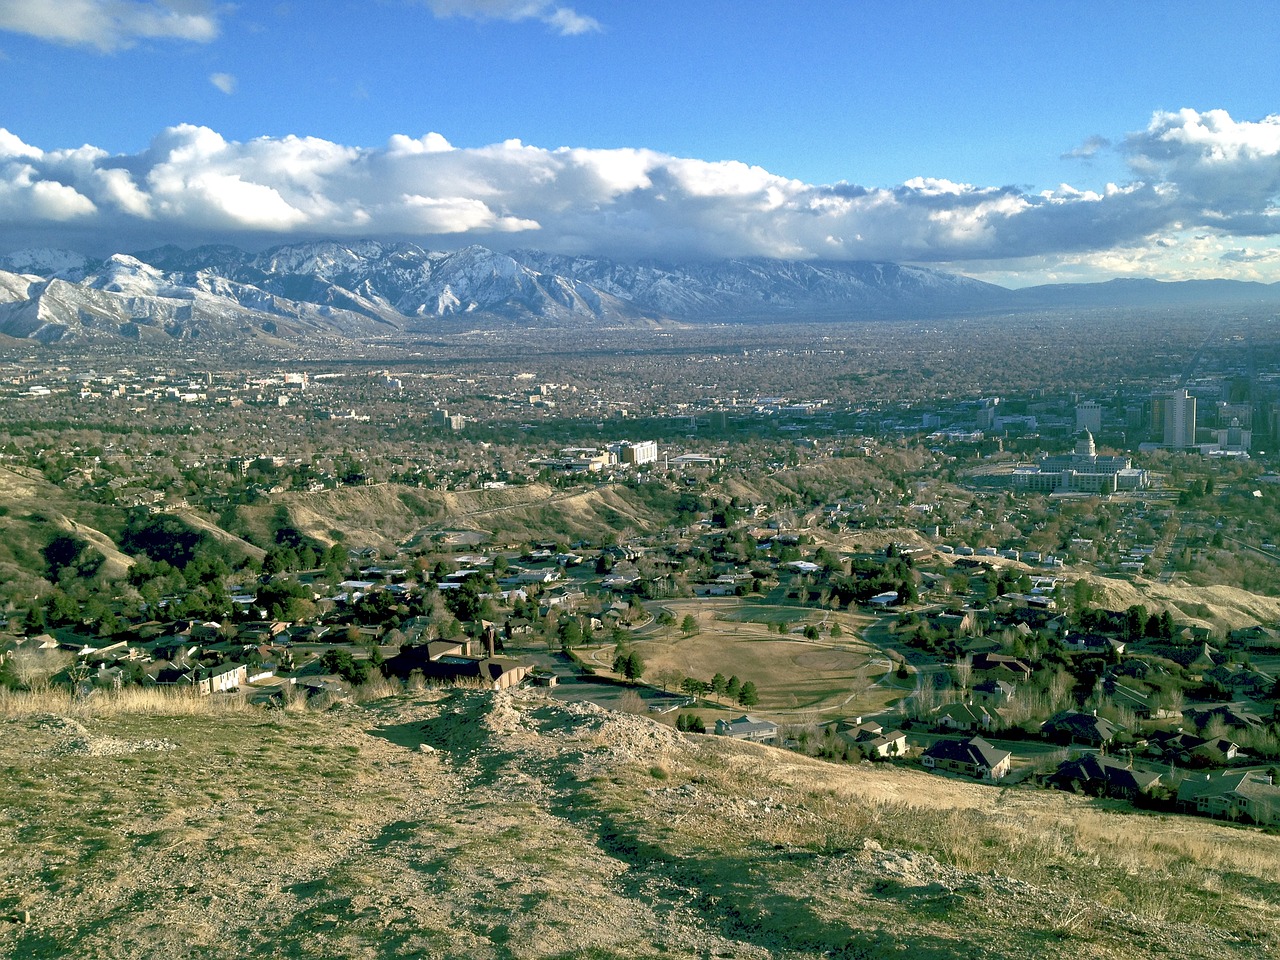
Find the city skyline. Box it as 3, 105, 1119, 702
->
1, 2, 1280, 286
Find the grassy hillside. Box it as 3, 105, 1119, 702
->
1084, 573, 1280, 632
0, 687, 1275, 959
226, 481, 676, 552
0, 467, 129, 595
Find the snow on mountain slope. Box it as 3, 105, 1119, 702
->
0, 239, 1023, 343
509, 252, 1009, 318
0, 268, 40, 305
0, 248, 94, 281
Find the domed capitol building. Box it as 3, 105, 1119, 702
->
1010, 430, 1149, 494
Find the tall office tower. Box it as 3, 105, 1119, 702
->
976, 397, 999, 430
1164, 389, 1196, 448
1075, 401, 1102, 435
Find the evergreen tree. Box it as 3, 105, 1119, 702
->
23, 603, 45, 635
0, 655, 18, 690
1125, 604, 1149, 642
624, 651, 645, 680
319, 649, 370, 686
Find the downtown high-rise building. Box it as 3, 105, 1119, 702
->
1163, 388, 1196, 448
1075, 400, 1103, 435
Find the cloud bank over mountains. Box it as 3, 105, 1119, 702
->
3, 108, 1280, 283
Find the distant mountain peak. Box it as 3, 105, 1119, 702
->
5, 239, 1273, 347
0, 248, 93, 281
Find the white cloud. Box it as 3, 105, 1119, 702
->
0, 0, 221, 52
3, 109, 1280, 282
0, 162, 96, 220
209, 71, 236, 94
398, 194, 538, 233
0, 128, 42, 159
94, 167, 152, 218
387, 132, 455, 155
1061, 135, 1111, 161
420, 0, 601, 36
1124, 108, 1280, 234
542, 6, 599, 35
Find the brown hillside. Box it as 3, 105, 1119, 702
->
256, 481, 671, 550
0, 688, 1274, 959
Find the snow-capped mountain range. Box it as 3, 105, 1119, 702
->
2, 240, 1278, 345
0, 241, 1010, 343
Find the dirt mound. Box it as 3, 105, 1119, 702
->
34, 714, 178, 757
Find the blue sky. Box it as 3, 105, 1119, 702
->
1, 0, 1279, 285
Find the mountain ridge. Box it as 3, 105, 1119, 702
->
1, 241, 1278, 344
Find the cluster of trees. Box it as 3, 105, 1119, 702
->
675, 713, 704, 732
320, 648, 371, 686
42, 533, 105, 583
678, 671, 759, 707
1077, 604, 1177, 642
612, 647, 646, 681
828, 555, 918, 607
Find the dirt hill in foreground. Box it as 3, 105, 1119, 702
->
0, 689, 1276, 959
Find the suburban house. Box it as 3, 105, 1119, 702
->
1146, 730, 1239, 766
1041, 710, 1119, 747
1203, 663, 1276, 697
1103, 680, 1178, 720
1187, 643, 1219, 680
382, 641, 531, 691
1177, 771, 1280, 826
972, 679, 1017, 705
921, 736, 1011, 780
188, 620, 225, 642
933, 701, 998, 732
839, 718, 907, 758
971, 653, 1032, 682
1049, 754, 1161, 800
156, 661, 247, 695
1063, 632, 1126, 656
714, 715, 780, 744
1185, 704, 1267, 731
1230, 624, 1280, 649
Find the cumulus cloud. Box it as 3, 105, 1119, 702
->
0, 0, 221, 52
420, 0, 601, 35
1124, 108, 1280, 233
1220, 247, 1280, 264
209, 71, 236, 94
5, 108, 1280, 280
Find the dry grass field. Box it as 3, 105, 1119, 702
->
0, 687, 1276, 959
633, 599, 906, 718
